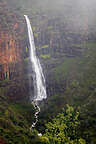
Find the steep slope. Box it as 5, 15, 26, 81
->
37, 41, 96, 143
0, 2, 32, 102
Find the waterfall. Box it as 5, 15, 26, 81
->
24, 15, 47, 128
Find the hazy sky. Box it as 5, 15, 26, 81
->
6, 0, 96, 31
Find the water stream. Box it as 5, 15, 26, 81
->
24, 15, 47, 129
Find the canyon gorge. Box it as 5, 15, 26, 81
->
0, 0, 96, 143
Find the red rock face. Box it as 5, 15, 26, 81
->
0, 31, 23, 80
0, 2, 30, 101
0, 1, 27, 81
0, 18, 25, 80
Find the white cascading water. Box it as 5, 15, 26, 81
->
24, 15, 47, 129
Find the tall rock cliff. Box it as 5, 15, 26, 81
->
0, 2, 26, 81
1, 0, 96, 102
0, 2, 30, 102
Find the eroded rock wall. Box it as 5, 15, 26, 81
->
0, 2, 25, 80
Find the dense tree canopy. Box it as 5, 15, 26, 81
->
43, 105, 86, 144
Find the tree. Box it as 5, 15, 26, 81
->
44, 105, 86, 144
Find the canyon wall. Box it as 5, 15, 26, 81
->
0, 2, 26, 81
0, 2, 30, 102
0, 1, 96, 102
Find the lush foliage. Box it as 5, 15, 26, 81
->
37, 41, 96, 143
44, 105, 86, 144
0, 99, 86, 144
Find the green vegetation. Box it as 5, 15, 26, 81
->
40, 54, 50, 59
34, 33, 38, 38
0, 102, 86, 144
26, 47, 28, 53
48, 26, 53, 30
1, 41, 96, 143
24, 57, 29, 62
0, 99, 36, 143
44, 105, 86, 144
35, 41, 96, 144
32, 27, 36, 31
36, 45, 49, 50
72, 41, 96, 50
52, 57, 77, 82
41, 45, 49, 49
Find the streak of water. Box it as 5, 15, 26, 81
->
24, 15, 47, 128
